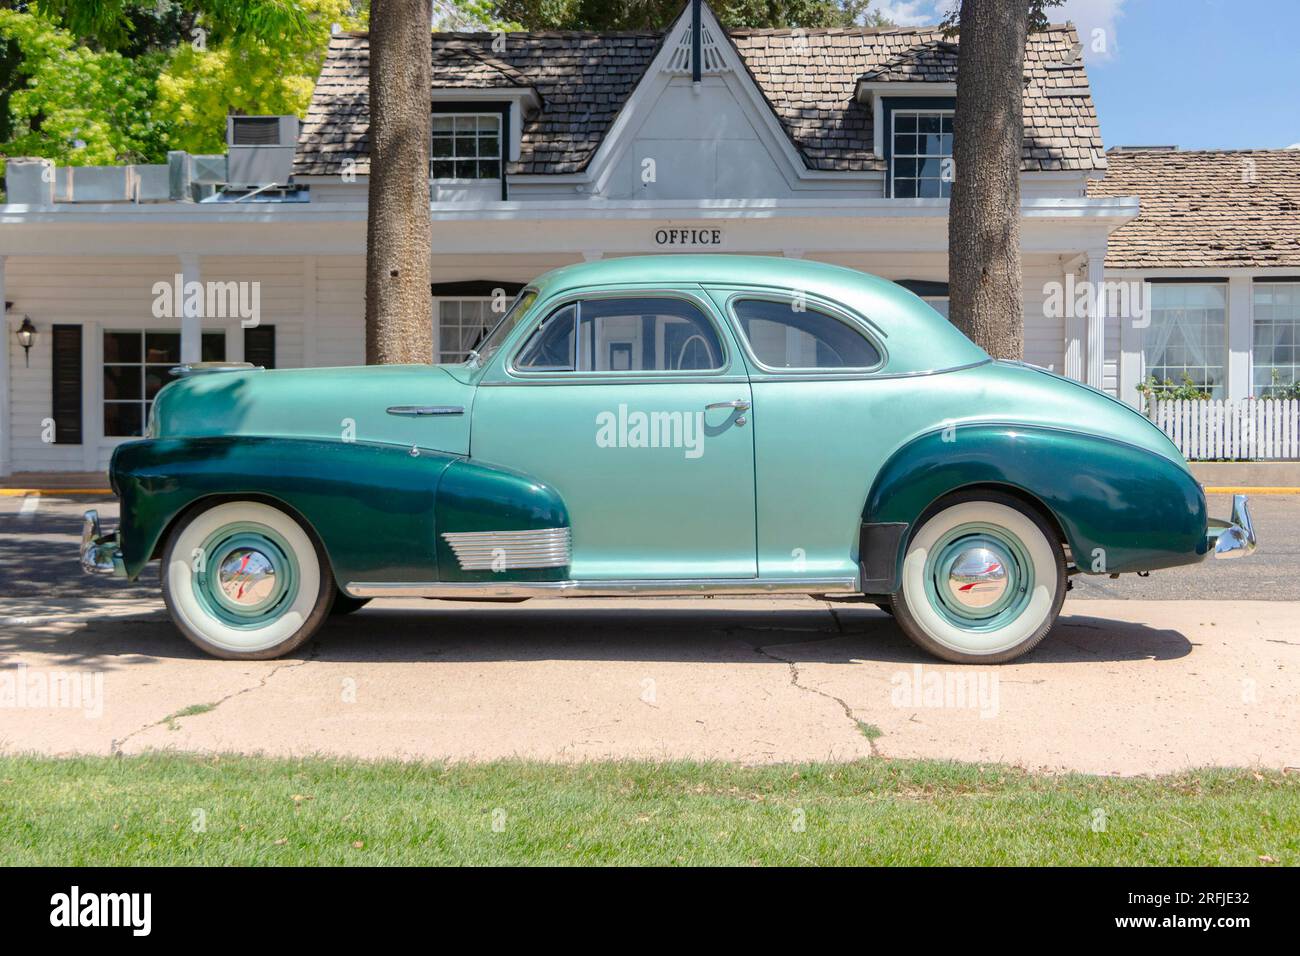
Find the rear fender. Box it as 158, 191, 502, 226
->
860, 424, 1208, 591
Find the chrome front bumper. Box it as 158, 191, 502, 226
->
1207, 494, 1257, 560
80, 509, 125, 576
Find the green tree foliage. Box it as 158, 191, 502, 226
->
0, 8, 166, 165
0, 2, 366, 166
155, 0, 366, 154
31, 0, 313, 51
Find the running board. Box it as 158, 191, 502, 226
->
344, 577, 859, 599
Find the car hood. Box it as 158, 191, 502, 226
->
150, 364, 475, 456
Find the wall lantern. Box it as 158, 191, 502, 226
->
16, 316, 36, 366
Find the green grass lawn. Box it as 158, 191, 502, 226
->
1, 754, 1295, 865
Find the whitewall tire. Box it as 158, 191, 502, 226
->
890, 492, 1066, 664
161, 500, 333, 660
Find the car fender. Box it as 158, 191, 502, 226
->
111, 437, 568, 590
859, 423, 1209, 591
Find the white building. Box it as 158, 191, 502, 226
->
5, 3, 1292, 476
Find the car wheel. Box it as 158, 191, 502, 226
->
331, 592, 371, 615
161, 500, 333, 660
890, 492, 1066, 664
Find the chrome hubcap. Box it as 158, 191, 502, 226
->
945, 546, 1009, 610
217, 548, 277, 608
925, 524, 1033, 632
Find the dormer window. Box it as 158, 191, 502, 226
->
430, 113, 502, 180
890, 109, 954, 198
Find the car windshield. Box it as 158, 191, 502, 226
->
470, 289, 538, 367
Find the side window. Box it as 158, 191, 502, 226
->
515, 297, 725, 373
733, 298, 881, 370
515, 304, 576, 370
577, 297, 724, 372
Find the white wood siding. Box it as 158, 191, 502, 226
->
4, 255, 310, 471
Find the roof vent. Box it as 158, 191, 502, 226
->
664, 21, 728, 76
230, 116, 283, 146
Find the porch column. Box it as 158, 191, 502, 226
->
1062, 258, 1085, 383
178, 253, 202, 363
1085, 245, 1106, 389
0, 255, 10, 476
1118, 276, 1145, 408
1226, 274, 1252, 401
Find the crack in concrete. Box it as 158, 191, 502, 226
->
749, 638, 880, 757
111, 652, 317, 753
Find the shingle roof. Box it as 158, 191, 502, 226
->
1088, 149, 1300, 269
729, 25, 1103, 172
296, 31, 664, 176
294, 22, 1105, 178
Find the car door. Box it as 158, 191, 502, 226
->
470, 287, 757, 580
705, 286, 888, 583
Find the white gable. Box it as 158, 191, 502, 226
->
520, 3, 881, 201
605, 76, 796, 199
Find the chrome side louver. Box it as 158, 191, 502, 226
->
441, 527, 571, 571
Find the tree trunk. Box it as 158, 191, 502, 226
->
947, 0, 1028, 360
365, 0, 432, 365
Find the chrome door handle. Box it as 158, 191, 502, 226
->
705, 398, 751, 427
387, 405, 464, 417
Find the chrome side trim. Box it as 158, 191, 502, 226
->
344, 576, 859, 599
442, 527, 571, 570
168, 361, 259, 378
386, 405, 464, 416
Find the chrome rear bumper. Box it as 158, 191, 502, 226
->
1207, 494, 1257, 560
80, 509, 125, 576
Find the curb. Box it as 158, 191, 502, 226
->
1203, 487, 1300, 495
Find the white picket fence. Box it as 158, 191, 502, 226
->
1151, 399, 1300, 460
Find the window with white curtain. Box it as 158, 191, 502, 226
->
1253, 282, 1300, 396
1143, 283, 1227, 397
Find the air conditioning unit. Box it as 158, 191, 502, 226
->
225, 115, 300, 188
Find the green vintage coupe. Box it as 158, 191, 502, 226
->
81, 256, 1255, 662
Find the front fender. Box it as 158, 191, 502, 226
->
111, 436, 456, 584
861, 423, 1208, 590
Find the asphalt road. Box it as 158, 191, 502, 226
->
2, 492, 1296, 606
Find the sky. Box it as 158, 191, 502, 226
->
871, 0, 1300, 150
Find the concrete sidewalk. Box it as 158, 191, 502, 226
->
1, 596, 1296, 775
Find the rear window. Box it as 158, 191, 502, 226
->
733, 298, 881, 370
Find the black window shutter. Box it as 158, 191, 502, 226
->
244, 325, 275, 369
51, 324, 83, 444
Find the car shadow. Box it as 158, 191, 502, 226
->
0, 600, 1194, 666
